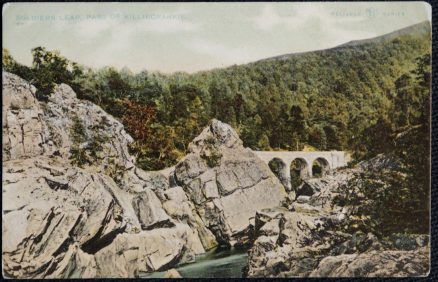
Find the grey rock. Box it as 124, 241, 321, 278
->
296, 195, 311, 204
2, 73, 211, 278
203, 180, 219, 199
164, 186, 189, 202
2, 158, 126, 278
310, 247, 429, 277
2, 72, 45, 161
188, 119, 242, 154
131, 189, 174, 230
358, 153, 402, 171
165, 268, 182, 278
246, 164, 430, 278
43, 83, 135, 173
160, 182, 218, 251
94, 224, 200, 277
175, 155, 209, 186
174, 119, 287, 245
389, 233, 429, 251
219, 178, 285, 240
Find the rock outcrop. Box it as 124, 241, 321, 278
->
309, 247, 429, 277
93, 224, 202, 277
172, 119, 287, 246
246, 166, 430, 278
1, 73, 204, 278
3, 72, 45, 160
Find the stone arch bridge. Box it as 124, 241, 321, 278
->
254, 151, 351, 191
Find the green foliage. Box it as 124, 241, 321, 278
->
69, 115, 107, 167
2, 48, 13, 68
308, 125, 327, 150
354, 117, 394, 160
325, 41, 429, 238
69, 115, 88, 167
290, 159, 307, 189
336, 167, 428, 237
31, 47, 85, 100
311, 162, 323, 178
104, 159, 126, 184
334, 53, 430, 237
200, 136, 223, 167
3, 48, 33, 82
3, 47, 84, 101
268, 159, 284, 176
4, 22, 431, 172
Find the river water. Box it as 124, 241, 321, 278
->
141, 246, 249, 278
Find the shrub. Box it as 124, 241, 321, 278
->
201, 136, 223, 167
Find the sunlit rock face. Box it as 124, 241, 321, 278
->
2, 72, 45, 160
2, 72, 206, 278
173, 119, 287, 246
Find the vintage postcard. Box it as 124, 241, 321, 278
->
2, 2, 431, 278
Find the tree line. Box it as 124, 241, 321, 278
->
2, 24, 430, 172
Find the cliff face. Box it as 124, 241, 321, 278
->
2, 72, 287, 278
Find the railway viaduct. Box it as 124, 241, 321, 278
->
254, 151, 351, 191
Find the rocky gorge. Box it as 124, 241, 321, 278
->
2, 72, 429, 278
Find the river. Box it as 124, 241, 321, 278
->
141, 246, 249, 278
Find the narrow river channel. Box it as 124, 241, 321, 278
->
142, 246, 249, 278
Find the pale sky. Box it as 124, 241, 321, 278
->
2, 2, 431, 74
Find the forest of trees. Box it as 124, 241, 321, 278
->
2, 22, 430, 172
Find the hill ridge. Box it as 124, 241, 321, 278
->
253, 20, 431, 64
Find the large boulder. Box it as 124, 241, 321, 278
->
93, 224, 203, 277
2, 72, 151, 190
2, 72, 136, 173
174, 119, 287, 245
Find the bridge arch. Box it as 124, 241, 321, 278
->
253, 151, 350, 191
311, 157, 330, 178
